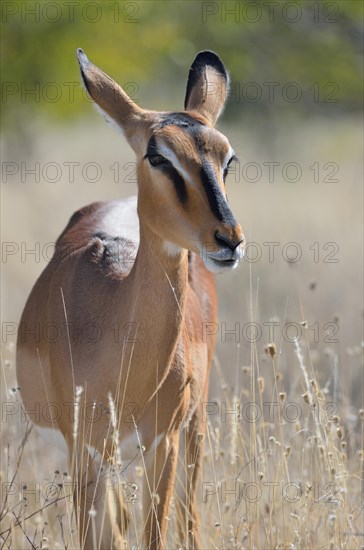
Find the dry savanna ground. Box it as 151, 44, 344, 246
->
1, 116, 363, 549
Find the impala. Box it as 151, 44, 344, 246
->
16, 49, 245, 549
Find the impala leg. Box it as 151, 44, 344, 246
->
68, 443, 125, 550
176, 408, 206, 550
143, 432, 179, 550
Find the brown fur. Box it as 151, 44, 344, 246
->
16, 50, 244, 549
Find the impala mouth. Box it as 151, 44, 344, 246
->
212, 257, 239, 269
201, 246, 244, 273
213, 257, 237, 266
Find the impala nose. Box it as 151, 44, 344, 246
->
202, 228, 245, 272
215, 230, 244, 252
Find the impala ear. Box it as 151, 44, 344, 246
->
184, 50, 229, 126
76, 48, 143, 140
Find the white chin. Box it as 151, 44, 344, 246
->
202, 256, 240, 274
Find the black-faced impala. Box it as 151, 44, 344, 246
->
17, 49, 245, 549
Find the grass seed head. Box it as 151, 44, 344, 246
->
302, 392, 311, 404
152, 492, 160, 505
265, 342, 277, 358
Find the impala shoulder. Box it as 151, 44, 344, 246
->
85, 232, 137, 277
56, 201, 106, 244
53, 197, 139, 270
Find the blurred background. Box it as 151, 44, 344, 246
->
1, 1, 363, 548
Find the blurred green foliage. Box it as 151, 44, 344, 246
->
1, 0, 363, 135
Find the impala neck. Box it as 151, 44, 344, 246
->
134, 220, 188, 296
123, 217, 189, 392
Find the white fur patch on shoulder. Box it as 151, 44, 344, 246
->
100, 196, 139, 244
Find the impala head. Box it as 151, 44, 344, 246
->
77, 48, 245, 272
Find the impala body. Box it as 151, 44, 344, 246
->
16, 49, 244, 549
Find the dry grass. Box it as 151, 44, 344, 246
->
1, 322, 363, 549
1, 117, 363, 548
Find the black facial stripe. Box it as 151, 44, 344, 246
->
145, 136, 188, 205
201, 163, 237, 225
147, 120, 236, 214
162, 165, 188, 205
146, 135, 159, 157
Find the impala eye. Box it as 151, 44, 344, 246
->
223, 154, 238, 181
148, 154, 170, 167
